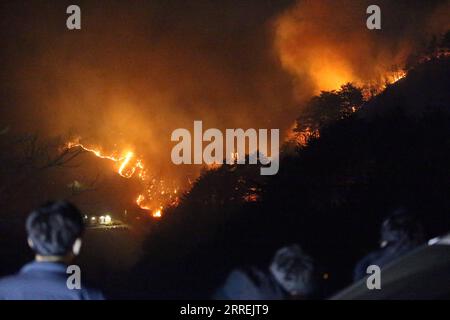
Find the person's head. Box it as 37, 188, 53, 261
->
380, 207, 425, 248
269, 244, 317, 299
26, 201, 85, 262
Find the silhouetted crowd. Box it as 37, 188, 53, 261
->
0, 201, 448, 300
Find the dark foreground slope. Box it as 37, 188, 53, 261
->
130, 56, 450, 299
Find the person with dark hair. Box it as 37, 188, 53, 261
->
269, 245, 317, 298
213, 245, 318, 300
0, 201, 104, 300
353, 207, 426, 281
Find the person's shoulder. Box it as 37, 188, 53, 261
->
0, 269, 105, 300
0, 273, 26, 287
80, 286, 105, 300
217, 266, 279, 300
0, 273, 27, 299
226, 266, 265, 286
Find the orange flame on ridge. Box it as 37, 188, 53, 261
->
67, 140, 179, 217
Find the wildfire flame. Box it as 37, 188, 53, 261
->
66, 140, 179, 218
153, 209, 162, 218
378, 69, 407, 91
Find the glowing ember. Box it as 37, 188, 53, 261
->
243, 193, 259, 202
153, 209, 162, 218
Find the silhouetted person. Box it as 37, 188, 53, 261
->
353, 208, 425, 281
0, 201, 104, 300
214, 245, 317, 300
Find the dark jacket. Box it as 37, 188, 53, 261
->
213, 267, 287, 300
0, 261, 104, 300
353, 241, 419, 281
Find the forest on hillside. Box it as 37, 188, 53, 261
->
130, 33, 450, 298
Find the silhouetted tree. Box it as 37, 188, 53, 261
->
294, 83, 363, 140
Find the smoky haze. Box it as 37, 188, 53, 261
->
0, 0, 448, 210
0, 0, 295, 195
274, 0, 450, 96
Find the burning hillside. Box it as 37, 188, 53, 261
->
62, 1, 449, 216
66, 140, 179, 217
0, 1, 449, 218
274, 0, 449, 95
